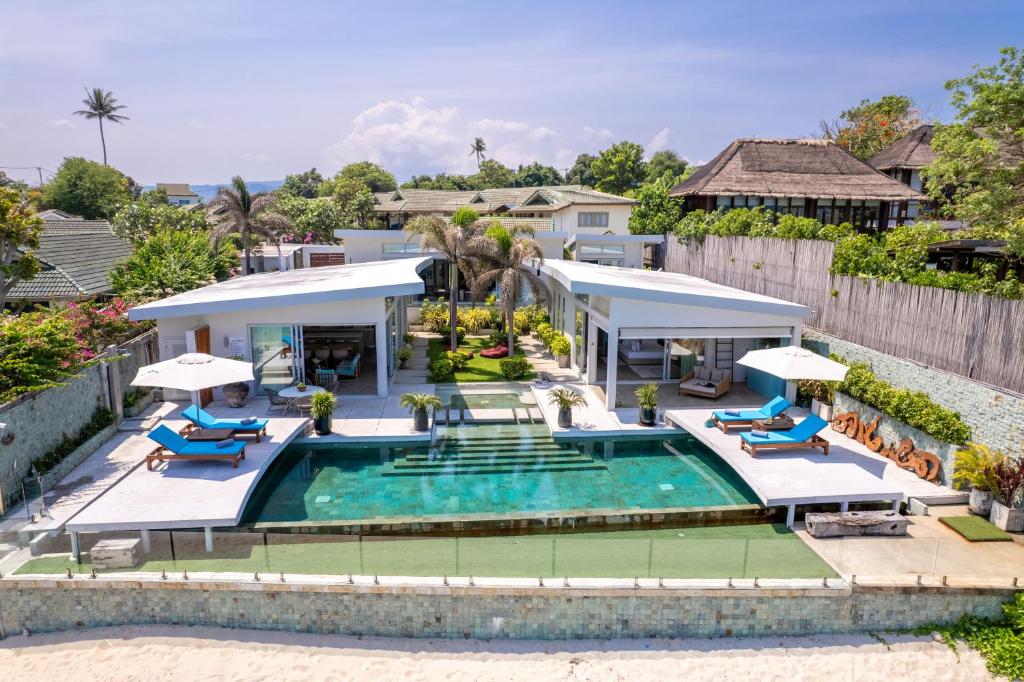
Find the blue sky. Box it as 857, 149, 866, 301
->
1, 1, 1021, 185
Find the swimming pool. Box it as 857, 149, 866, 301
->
435, 387, 531, 410
243, 424, 759, 525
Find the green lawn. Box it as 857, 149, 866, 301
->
939, 515, 1014, 542
15, 524, 836, 579
427, 337, 535, 383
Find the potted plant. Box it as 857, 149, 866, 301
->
953, 443, 1004, 516
309, 391, 337, 436
296, 382, 307, 392
989, 458, 1024, 532
549, 335, 571, 368
223, 354, 251, 407
798, 379, 834, 421
635, 383, 659, 426
400, 392, 443, 431
548, 387, 586, 429
397, 346, 413, 369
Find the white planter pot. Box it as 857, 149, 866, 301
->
968, 488, 995, 516
811, 400, 833, 421
989, 500, 1024, 532
555, 354, 570, 368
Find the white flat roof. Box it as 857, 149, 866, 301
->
130, 257, 429, 320
567, 233, 665, 246
541, 259, 811, 318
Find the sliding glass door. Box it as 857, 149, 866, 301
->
249, 324, 295, 395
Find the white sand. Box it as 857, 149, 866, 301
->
0, 626, 994, 681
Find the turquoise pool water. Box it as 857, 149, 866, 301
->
243, 425, 758, 524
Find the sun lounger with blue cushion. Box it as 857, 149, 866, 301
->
146, 424, 247, 470
711, 396, 790, 432
182, 405, 268, 441
739, 414, 830, 458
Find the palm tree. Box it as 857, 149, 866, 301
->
468, 222, 547, 354
207, 176, 294, 275
469, 137, 487, 169
404, 207, 481, 350
73, 88, 129, 165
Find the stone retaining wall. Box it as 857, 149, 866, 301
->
0, 578, 1015, 640
804, 329, 1023, 460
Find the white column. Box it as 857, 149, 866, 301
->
567, 297, 577, 371
70, 531, 80, 560
141, 529, 152, 554
375, 319, 388, 397
786, 324, 802, 403
839, 501, 849, 513
605, 326, 618, 410
785, 505, 796, 529
585, 319, 599, 384
204, 527, 214, 553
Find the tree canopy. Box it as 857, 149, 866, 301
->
516, 162, 564, 187
332, 176, 376, 228
628, 173, 682, 235
645, 150, 688, 184
111, 226, 233, 303
331, 161, 397, 194
565, 153, 597, 187
41, 157, 133, 219
820, 95, 923, 160
280, 168, 324, 198
591, 141, 647, 195
0, 187, 43, 310
276, 195, 344, 242
924, 46, 1024, 254
111, 201, 208, 244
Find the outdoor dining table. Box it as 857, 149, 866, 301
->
278, 385, 326, 415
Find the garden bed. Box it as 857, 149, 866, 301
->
427, 337, 534, 382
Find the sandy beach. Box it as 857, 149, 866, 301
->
0, 625, 994, 681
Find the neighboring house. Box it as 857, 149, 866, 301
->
669, 139, 926, 231
340, 185, 657, 285
868, 124, 937, 225
157, 183, 201, 206
7, 217, 133, 306
251, 243, 346, 273
35, 208, 81, 220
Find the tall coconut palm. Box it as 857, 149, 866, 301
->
208, 176, 293, 275
73, 88, 129, 165
404, 206, 481, 350
468, 137, 487, 169
469, 222, 547, 354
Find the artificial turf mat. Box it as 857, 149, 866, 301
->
940, 514, 1014, 542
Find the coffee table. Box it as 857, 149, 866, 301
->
751, 416, 796, 431
185, 427, 237, 442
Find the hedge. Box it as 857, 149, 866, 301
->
499, 356, 531, 380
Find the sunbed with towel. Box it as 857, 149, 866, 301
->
739, 414, 830, 458
711, 396, 790, 432
146, 424, 247, 470
182, 405, 268, 441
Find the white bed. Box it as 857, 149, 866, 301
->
617, 340, 664, 365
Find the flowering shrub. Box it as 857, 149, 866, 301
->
65, 298, 145, 356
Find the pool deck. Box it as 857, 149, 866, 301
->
58, 391, 434, 534
665, 408, 966, 511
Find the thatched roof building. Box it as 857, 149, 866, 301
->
669, 138, 926, 230
869, 125, 936, 172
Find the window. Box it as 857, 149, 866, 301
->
578, 244, 625, 268
382, 242, 424, 255
578, 212, 609, 228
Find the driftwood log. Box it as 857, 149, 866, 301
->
831, 412, 883, 451
805, 511, 908, 538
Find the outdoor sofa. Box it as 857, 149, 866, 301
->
711, 396, 790, 432
182, 405, 268, 441
678, 366, 731, 399
145, 425, 247, 470
739, 414, 830, 458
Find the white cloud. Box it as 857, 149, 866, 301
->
49, 119, 75, 129
326, 98, 571, 176
0, 120, 6, 130
241, 152, 273, 162
647, 127, 671, 156
582, 125, 614, 142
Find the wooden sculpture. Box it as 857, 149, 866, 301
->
831, 412, 942, 482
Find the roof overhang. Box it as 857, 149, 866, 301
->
129, 258, 430, 321
567, 233, 665, 247
539, 259, 810, 319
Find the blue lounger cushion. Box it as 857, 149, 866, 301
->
713, 396, 790, 423
182, 405, 268, 432
148, 425, 246, 456
739, 415, 829, 446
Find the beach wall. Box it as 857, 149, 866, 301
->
0, 579, 1015, 639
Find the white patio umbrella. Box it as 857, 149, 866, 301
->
736, 345, 849, 381
131, 353, 254, 405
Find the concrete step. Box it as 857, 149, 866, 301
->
406, 447, 578, 462
382, 460, 606, 477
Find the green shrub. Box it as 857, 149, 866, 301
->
534, 322, 554, 344
512, 309, 532, 335
419, 299, 450, 332
0, 311, 82, 402
428, 358, 454, 382
437, 326, 466, 345
916, 593, 1024, 680
32, 406, 115, 475
444, 350, 470, 370
836, 356, 972, 445
487, 330, 515, 347
499, 356, 530, 380
549, 335, 571, 356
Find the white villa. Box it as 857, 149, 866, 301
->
156, 183, 201, 206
